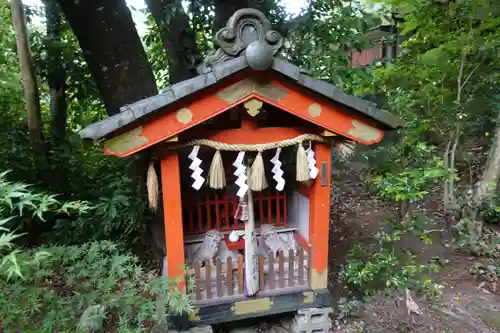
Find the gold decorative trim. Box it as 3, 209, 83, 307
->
232, 298, 273, 315
346, 120, 381, 142
103, 127, 149, 155
243, 98, 264, 117
165, 136, 179, 143
308, 103, 322, 118
303, 291, 315, 303
321, 130, 337, 137
188, 307, 200, 321
310, 268, 328, 290
217, 78, 288, 104
176, 108, 193, 124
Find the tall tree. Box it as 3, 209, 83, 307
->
42, 0, 67, 143
144, 0, 201, 84
145, 0, 276, 85
56, 0, 158, 116
10, 0, 49, 180
213, 0, 251, 31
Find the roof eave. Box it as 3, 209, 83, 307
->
79, 56, 249, 141
270, 58, 404, 130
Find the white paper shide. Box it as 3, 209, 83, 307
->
233, 152, 248, 198
270, 148, 285, 191
188, 145, 205, 190
306, 142, 319, 180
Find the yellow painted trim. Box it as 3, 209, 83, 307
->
232, 298, 273, 315
176, 108, 194, 124
308, 103, 322, 118
217, 78, 288, 104
346, 119, 381, 142
310, 268, 328, 290
321, 130, 337, 137
165, 136, 179, 143
303, 291, 315, 303
188, 307, 200, 321
243, 98, 264, 117
103, 127, 149, 155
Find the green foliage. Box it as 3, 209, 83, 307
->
284, 0, 381, 92
369, 0, 500, 141
0, 173, 191, 332
341, 158, 451, 300
0, 170, 91, 233
451, 216, 500, 257
371, 155, 453, 203
341, 218, 445, 299
1, 241, 193, 332
470, 259, 500, 283
336, 296, 364, 320
0, 3, 146, 242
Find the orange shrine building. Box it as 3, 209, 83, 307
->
80, 8, 403, 329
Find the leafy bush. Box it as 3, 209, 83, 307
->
451, 217, 500, 257
341, 218, 445, 300
1, 241, 192, 332
340, 159, 450, 301
0, 172, 192, 332
470, 259, 500, 285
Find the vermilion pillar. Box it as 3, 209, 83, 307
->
308, 143, 332, 290
160, 151, 186, 288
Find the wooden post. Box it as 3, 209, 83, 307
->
160, 151, 186, 289
227, 257, 234, 296
308, 143, 331, 290
237, 255, 244, 295
278, 250, 285, 288
216, 257, 223, 297
298, 248, 304, 285
205, 260, 213, 299
194, 260, 202, 300
268, 251, 275, 290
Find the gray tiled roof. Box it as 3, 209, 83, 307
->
79, 8, 403, 142
79, 56, 403, 141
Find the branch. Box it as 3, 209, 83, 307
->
456, 49, 466, 106
460, 62, 481, 90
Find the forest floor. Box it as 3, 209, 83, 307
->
214, 163, 500, 333
326, 163, 500, 333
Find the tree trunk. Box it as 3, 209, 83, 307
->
57, 0, 157, 115
57, 0, 156, 249
43, 0, 67, 144
473, 111, 500, 207
214, 0, 253, 32
11, 0, 49, 179
145, 0, 201, 84
464, 110, 500, 242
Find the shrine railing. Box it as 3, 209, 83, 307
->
188, 231, 311, 303
184, 189, 287, 235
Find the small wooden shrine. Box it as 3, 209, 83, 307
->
80, 8, 403, 327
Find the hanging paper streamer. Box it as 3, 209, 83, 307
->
270, 148, 285, 191
233, 152, 248, 198
188, 145, 205, 190
234, 197, 249, 221
306, 142, 319, 179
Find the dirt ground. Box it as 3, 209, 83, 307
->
328, 163, 500, 333
215, 162, 500, 333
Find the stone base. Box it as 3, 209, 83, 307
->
152, 323, 213, 333
291, 307, 333, 333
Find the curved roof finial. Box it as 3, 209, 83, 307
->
197, 8, 283, 73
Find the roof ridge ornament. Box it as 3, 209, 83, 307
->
197, 8, 283, 74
